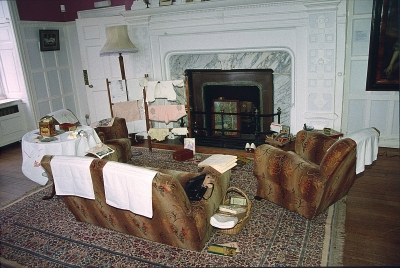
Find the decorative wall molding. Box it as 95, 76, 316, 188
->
77, 5, 125, 19
121, 0, 346, 132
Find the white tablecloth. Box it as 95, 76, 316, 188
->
344, 127, 379, 174
21, 125, 101, 185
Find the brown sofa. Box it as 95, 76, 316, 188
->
253, 130, 357, 219
40, 155, 231, 251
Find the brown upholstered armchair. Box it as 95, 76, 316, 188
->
253, 130, 357, 220
94, 117, 132, 163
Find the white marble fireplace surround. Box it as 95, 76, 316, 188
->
122, 0, 346, 133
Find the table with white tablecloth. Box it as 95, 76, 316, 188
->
344, 127, 380, 174
21, 125, 101, 185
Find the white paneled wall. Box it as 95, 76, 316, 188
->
342, 0, 399, 148
19, 22, 81, 126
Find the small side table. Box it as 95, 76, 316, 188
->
21, 125, 101, 186
265, 132, 295, 151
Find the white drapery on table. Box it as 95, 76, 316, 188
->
344, 127, 380, 174
21, 125, 101, 185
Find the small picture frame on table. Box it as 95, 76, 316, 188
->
39, 30, 60, 51
281, 125, 290, 134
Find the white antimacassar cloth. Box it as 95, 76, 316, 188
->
102, 161, 157, 218
50, 156, 95, 199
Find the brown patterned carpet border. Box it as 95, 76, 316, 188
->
0, 147, 345, 267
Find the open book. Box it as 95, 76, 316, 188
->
198, 154, 237, 173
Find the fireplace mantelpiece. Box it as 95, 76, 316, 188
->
123, 0, 346, 134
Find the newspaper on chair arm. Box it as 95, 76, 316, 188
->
86, 143, 115, 159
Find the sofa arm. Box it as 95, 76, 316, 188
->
319, 138, 357, 178
294, 130, 336, 165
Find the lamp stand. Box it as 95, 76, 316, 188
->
118, 53, 126, 80
117, 53, 130, 102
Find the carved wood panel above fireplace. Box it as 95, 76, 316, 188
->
185, 69, 276, 148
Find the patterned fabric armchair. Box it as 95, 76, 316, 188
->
40, 155, 231, 252
93, 117, 132, 163
254, 130, 357, 220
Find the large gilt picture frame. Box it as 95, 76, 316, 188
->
366, 0, 399, 91
212, 100, 240, 137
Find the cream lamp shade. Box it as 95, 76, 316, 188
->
100, 25, 138, 56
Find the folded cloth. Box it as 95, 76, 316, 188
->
171, 127, 188, 136
130, 119, 147, 133
146, 80, 183, 103
103, 162, 157, 218
210, 213, 238, 229
50, 156, 95, 199
148, 105, 186, 124
344, 127, 379, 174
148, 128, 169, 141
112, 100, 142, 122
126, 78, 145, 101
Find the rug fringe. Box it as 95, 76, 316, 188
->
322, 196, 347, 266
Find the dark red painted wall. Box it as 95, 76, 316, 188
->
16, 0, 134, 22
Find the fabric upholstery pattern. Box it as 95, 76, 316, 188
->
40, 155, 231, 252
254, 130, 357, 219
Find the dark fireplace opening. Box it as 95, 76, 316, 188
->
185, 69, 278, 149
203, 85, 260, 134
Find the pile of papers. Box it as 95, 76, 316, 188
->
198, 154, 237, 173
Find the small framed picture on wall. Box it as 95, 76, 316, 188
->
39, 30, 60, 52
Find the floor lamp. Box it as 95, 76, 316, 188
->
100, 25, 138, 100
100, 25, 142, 156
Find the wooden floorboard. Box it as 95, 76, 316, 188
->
343, 147, 400, 266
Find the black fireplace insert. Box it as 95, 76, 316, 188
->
185, 69, 280, 149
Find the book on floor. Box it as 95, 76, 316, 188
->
198, 154, 237, 173
215, 242, 240, 253
207, 244, 237, 257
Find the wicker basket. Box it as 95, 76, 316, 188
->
219, 187, 251, 235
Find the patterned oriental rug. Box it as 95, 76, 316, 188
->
0, 147, 345, 267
